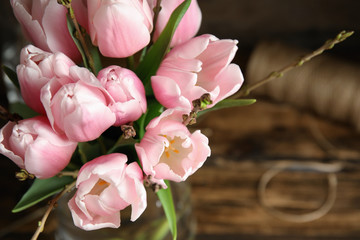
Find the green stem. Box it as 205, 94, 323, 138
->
139, 46, 148, 62
107, 135, 125, 154
126, 55, 135, 71
97, 136, 107, 155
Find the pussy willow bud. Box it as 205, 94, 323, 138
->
15, 169, 35, 181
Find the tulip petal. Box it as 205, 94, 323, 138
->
0, 121, 24, 168
93, 2, 150, 58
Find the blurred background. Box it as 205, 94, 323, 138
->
1, 0, 360, 239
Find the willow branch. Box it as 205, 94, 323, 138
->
31, 181, 76, 240
150, 0, 163, 42
233, 30, 354, 98
0, 105, 22, 122
58, 0, 96, 73
57, 170, 78, 178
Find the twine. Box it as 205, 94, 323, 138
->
246, 42, 360, 131
258, 161, 341, 223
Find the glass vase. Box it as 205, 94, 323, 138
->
55, 181, 196, 240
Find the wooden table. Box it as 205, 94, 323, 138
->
192, 101, 360, 240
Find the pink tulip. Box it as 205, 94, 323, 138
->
41, 66, 116, 142
135, 109, 210, 188
97, 66, 147, 126
10, 0, 81, 62
0, 116, 77, 179
68, 153, 146, 230
152, 34, 244, 112
87, 0, 153, 58
17, 45, 75, 114
148, 0, 202, 47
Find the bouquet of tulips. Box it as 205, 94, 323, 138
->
0, 0, 253, 238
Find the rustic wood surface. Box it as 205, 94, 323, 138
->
191, 101, 360, 240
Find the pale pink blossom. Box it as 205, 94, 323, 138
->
68, 153, 146, 230
97, 66, 147, 126
10, 0, 81, 61
87, 0, 153, 58
17, 45, 75, 114
41, 66, 116, 142
148, 0, 202, 47
135, 109, 210, 187
152, 34, 244, 112
0, 116, 77, 179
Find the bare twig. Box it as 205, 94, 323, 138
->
0, 208, 45, 239
233, 30, 354, 98
150, 0, 163, 43
58, 0, 96, 73
182, 93, 212, 126
0, 105, 22, 122
57, 170, 78, 178
31, 181, 76, 240
121, 123, 136, 139
15, 169, 35, 181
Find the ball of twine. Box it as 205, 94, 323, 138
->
246, 42, 360, 130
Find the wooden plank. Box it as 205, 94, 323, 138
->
191, 158, 360, 238
191, 101, 360, 239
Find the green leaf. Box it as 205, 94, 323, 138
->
2, 65, 20, 90
198, 98, 256, 116
136, 0, 191, 95
10, 102, 38, 119
86, 35, 102, 75
12, 176, 74, 213
107, 138, 139, 155
135, 98, 163, 139
78, 141, 103, 164
143, 100, 163, 127
156, 181, 177, 240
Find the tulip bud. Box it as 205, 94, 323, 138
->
0, 116, 77, 179
41, 66, 116, 142
17, 45, 75, 114
11, 0, 81, 61
87, 0, 153, 58
97, 66, 147, 126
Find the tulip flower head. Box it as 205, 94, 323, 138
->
97, 66, 147, 126
87, 0, 153, 58
152, 34, 244, 112
135, 109, 211, 188
17, 45, 75, 114
68, 153, 147, 230
0, 116, 77, 178
11, 0, 81, 61
41, 66, 116, 142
